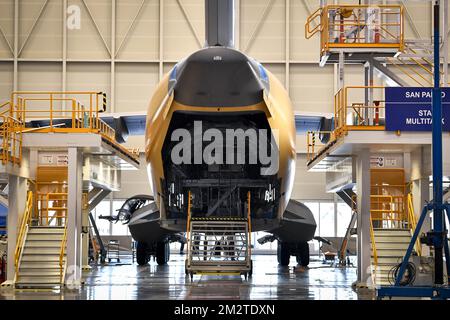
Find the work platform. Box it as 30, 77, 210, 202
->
305, 4, 404, 66
0, 91, 140, 289
307, 130, 436, 172
304, 3, 444, 289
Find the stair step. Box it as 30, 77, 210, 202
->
373, 230, 411, 237
25, 240, 62, 248
23, 247, 61, 255
372, 256, 404, 264
16, 275, 61, 284
28, 227, 65, 234
21, 255, 63, 262
18, 270, 61, 277
19, 261, 62, 269
373, 236, 412, 243
26, 234, 64, 241
371, 242, 410, 249
371, 248, 407, 256
372, 265, 399, 272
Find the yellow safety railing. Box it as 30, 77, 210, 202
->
0, 103, 23, 166
305, 5, 404, 56
3, 91, 139, 163
387, 42, 445, 87
407, 192, 422, 256
305, 7, 323, 39
335, 86, 386, 137
59, 224, 68, 283
128, 148, 140, 159
247, 191, 252, 259
306, 130, 336, 162
306, 86, 387, 163
14, 191, 33, 279
10, 91, 114, 141
186, 190, 192, 264
369, 217, 378, 269
370, 195, 407, 228
36, 192, 68, 226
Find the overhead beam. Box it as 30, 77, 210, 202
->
399, 0, 422, 40
18, 0, 49, 56
81, 0, 112, 56
159, 0, 164, 80
176, 0, 202, 48
115, 0, 146, 58
13, 0, 18, 91
0, 24, 13, 55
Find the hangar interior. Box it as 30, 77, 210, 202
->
0, 0, 449, 300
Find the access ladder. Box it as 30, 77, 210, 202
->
185, 192, 253, 280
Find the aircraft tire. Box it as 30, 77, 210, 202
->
136, 242, 150, 265
296, 242, 310, 267
277, 241, 290, 266
156, 241, 170, 265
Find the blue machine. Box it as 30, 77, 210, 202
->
377, 1, 450, 300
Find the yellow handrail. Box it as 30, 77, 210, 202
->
305, 7, 323, 39
306, 130, 336, 162
186, 190, 192, 256
14, 191, 33, 280
59, 224, 68, 283
0, 114, 23, 166
369, 217, 378, 270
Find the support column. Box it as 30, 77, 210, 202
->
338, 51, 345, 90
442, 0, 448, 86
65, 148, 83, 288
5, 175, 27, 283
356, 150, 371, 286
81, 192, 89, 269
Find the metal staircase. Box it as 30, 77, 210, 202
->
14, 187, 68, 288
15, 227, 66, 288
185, 191, 252, 279
383, 40, 439, 87
371, 228, 412, 286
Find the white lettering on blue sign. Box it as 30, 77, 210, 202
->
404, 91, 446, 99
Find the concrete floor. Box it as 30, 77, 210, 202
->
0, 254, 374, 300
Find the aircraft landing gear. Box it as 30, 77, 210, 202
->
136, 242, 150, 265
156, 241, 170, 265
277, 240, 310, 267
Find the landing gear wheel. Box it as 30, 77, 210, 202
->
136, 242, 150, 265
296, 242, 310, 267
277, 241, 290, 266
248, 260, 253, 278
156, 241, 170, 265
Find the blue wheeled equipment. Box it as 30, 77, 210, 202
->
377, 1, 450, 300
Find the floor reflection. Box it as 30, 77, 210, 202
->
0, 254, 373, 300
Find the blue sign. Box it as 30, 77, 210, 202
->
385, 87, 450, 131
